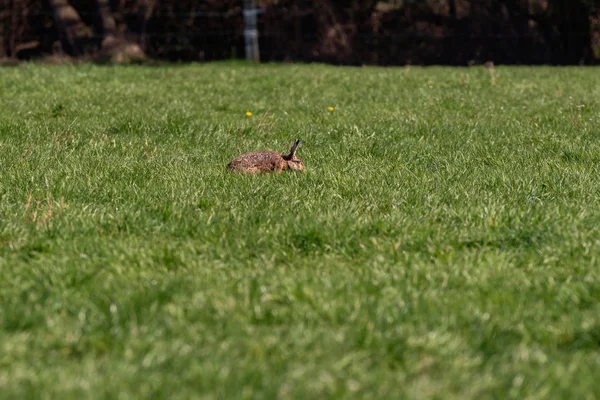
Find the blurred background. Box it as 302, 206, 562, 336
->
1, 0, 599, 65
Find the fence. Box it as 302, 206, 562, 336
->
1, 1, 599, 65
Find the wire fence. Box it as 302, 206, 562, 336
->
1, 3, 599, 65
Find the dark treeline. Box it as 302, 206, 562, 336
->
1, 0, 599, 65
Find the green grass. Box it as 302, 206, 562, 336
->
1, 62, 600, 398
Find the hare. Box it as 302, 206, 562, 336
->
227, 139, 305, 173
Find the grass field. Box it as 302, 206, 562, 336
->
1, 62, 600, 398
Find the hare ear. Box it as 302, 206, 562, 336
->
289, 139, 300, 156
284, 139, 300, 160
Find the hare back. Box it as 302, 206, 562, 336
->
227, 151, 286, 173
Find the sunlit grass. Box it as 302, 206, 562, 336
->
1, 62, 600, 398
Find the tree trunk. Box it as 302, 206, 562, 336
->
547, 0, 591, 64
137, 0, 155, 52
95, 0, 116, 38
91, 0, 146, 64
2, 0, 13, 58
448, 0, 456, 19
468, 0, 485, 63
47, 0, 89, 56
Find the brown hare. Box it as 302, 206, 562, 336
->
227, 139, 305, 173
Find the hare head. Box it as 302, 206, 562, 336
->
282, 139, 304, 171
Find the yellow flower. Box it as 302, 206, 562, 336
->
328, 106, 335, 111
246, 111, 253, 117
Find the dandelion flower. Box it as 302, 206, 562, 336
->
328, 106, 335, 111
246, 111, 253, 117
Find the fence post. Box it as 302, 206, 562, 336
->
243, 0, 260, 62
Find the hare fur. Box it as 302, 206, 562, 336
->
227, 139, 304, 173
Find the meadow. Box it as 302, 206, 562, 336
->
1, 62, 599, 398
